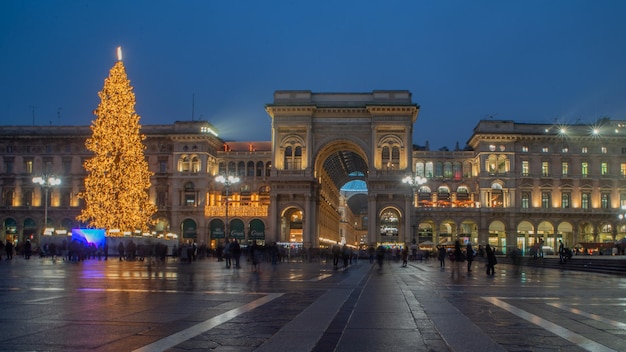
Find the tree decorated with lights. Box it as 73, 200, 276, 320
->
77, 47, 157, 233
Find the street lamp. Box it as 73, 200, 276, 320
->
32, 175, 61, 243
618, 206, 626, 221
215, 175, 240, 240
402, 174, 427, 244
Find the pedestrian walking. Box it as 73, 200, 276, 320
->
118, 241, 125, 261
332, 242, 341, 269
231, 239, 241, 268
224, 239, 232, 268
450, 240, 463, 278
466, 243, 474, 272
401, 245, 408, 267
250, 240, 260, 272
376, 244, 385, 269
486, 244, 497, 275
437, 245, 446, 269
5, 240, 13, 260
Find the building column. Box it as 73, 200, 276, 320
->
368, 193, 377, 245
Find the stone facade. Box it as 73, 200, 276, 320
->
1, 91, 624, 254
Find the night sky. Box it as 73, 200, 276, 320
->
1, 0, 625, 149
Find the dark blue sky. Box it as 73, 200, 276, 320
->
2, 1, 625, 149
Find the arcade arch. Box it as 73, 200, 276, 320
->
266, 90, 419, 249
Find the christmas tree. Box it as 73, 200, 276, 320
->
77, 47, 157, 234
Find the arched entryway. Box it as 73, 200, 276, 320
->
181, 219, 197, 241
249, 219, 265, 245
279, 207, 303, 243
488, 220, 506, 254
266, 90, 418, 249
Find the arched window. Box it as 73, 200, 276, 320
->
294, 146, 302, 169
184, 182, 195, 207
438, 186, 451, 200
284, 146, 292, 170
22, 189, 32, 207
191, 156, 200, 173
379, 135, 402, 170
435, 162, 443, 178
415, 162, 425, 177
284, 146, 303, 170
425, 162, 434, 178
266, 161, 272, 177
382, 147, 390, 168
443, 162, 452, 178
453, 162, 462, 180
237, 161, 245, 177
178, 155, 190, 172
256, 161, 264, 177
490, 183, 503, 208
463, 161, 472, 178
60, 189, 71, 207
379, 209, 400, 236
247, 161, 255, 177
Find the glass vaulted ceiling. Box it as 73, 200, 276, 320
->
321, 150, 368, 215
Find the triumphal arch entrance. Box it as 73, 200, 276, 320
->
264, 90, 419, 249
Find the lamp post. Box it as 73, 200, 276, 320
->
215, 175, 240, 240
32, 175, 61, 244
402, 174, 427, 244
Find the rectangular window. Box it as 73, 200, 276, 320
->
4, 159, 14, 173
443, 162, 453, 178
582, 162, 589, 178
562, 162, 568, 177
621, 163, 626, 177
62, 158, 72, 174
561, 193, 570, 208
601, 146, 607, 154
581, 193, 590, 209
43, 158, 53, 173
542, 161, 549, 177
542, 147, 549, 153
425, 162, 434, 178
522, 146, 529, 152
185, 194, 196, 207
582, 147, 588, 153
541, 192, 550, 208
159, 159, 167, 173
521, 161, 529, 176
601, 193, 610, 209
416, 162, 425, 177
521, 192, 530, 209
24, 159, 33, 174
435, 162, 443, 178
562, 146, 569, 153
601, 162, 608, 175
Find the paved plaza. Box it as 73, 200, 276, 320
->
0, 254, 624, 352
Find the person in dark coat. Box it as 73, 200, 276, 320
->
451, 240, 463, 278
401, 245, 409, 267
486, 244, 497, 275
437, 245, 446, 269
5, 240, 13, 260
231, 239, 241, 268
118, 241, 125, 261
466, 243, 474, 272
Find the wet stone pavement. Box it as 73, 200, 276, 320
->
0, 254, 624, 351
